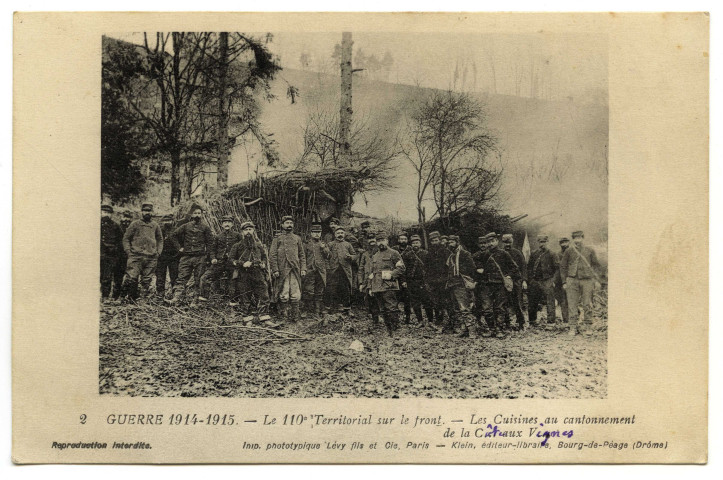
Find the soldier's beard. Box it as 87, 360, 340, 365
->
142, 214, 151, 221
398, 242, 407, 248
244, 233, 254, 246
378, 243, 388, 250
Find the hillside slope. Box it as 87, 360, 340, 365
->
229, 68, 607, 240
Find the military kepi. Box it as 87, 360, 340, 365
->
429, 231, 440, 240
502, 233, 514, 243
311, 224, 322, 232
572, 230, 584, 238
375, 230, 388, 240
141, 203, 153, 211
281, 215, 293, 223
101, 204, 113, 213
537, 234, 549, 242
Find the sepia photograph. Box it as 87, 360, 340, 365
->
12, 10, 709, 465
98, 30, 608, 399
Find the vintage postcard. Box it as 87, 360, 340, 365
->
12, 12, 708, 463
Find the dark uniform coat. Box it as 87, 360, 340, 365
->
304, 239, 331, 285
370, 248, 406, 293
327, 239, 356, 286
269, 232, 307, 286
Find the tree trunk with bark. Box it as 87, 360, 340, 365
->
216, 32, 230, 188
339, 32, 353, 165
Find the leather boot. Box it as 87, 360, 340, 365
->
279, 302, 289, 323
383, 314, 394, 336
457, 324, 469, 338
424, 307, 434, 326
468, 324, 478, 339
314, 300, 323, 317
290, 301, 301, 323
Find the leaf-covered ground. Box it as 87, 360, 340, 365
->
99, 299, 607, 398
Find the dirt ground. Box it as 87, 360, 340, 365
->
99, 296, 607, 399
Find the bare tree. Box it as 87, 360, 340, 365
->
400, 116, 438, 243
297, 107, 399, 191
121, 32, 281, 205
408, 90, 500, 229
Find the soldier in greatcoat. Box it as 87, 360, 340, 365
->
481, 233, 521, 338
560, 230, 602, 336
501, 233, 528, 330
369, 231, 406, 336
445, 235, 477, 337
122, 203, 164, 300
357, 232, 381, 323
112, 211, 134, 299
100, 204, 122, 300
199, 215, 241, 301
325, 226, 357, 313
303, 224, 330, 316
230, 221, 272, 323
269, 215, 307, 323
527, 234, 558, 327
155, 214, 180, 299
407, 234, 434, 328
425, 231, 451, 327
472, 234, 493, 336
167, 206, 213, 304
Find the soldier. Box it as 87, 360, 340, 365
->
199, 215, 241, 301
325, 226, 357, 313
426, 231, 450, 328
393, 232, 413, 324
303, 224, 330, 316
100, 204, 122, 299
472, 235, 493, 336
112, 211, 133, 299
121, 203, 163, 300
560, 230, 602, 336
527, 234, 558, 327
501, 233, 528, 330
323, 217, 341, 244
359, 220, 372, 240
481, 233, 521, 338
358, 232, 381, 323
553, 237, 571, 325
268, 229, 282, 312
369, 231, 406, 336
440, 235, 449, 248
269, 216, 307, 323
407, 234, 434, 328
230, 221, 272, 323
445, 235, 477, 337
167, 206, 213, 304
155, 214, 179, 299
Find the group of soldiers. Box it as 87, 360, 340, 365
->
101, 202, 603, 337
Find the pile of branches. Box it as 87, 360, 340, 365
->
187, 167, 373, 243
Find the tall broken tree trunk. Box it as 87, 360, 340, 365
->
339, 32, 353, 165
216, 32, 230, 188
